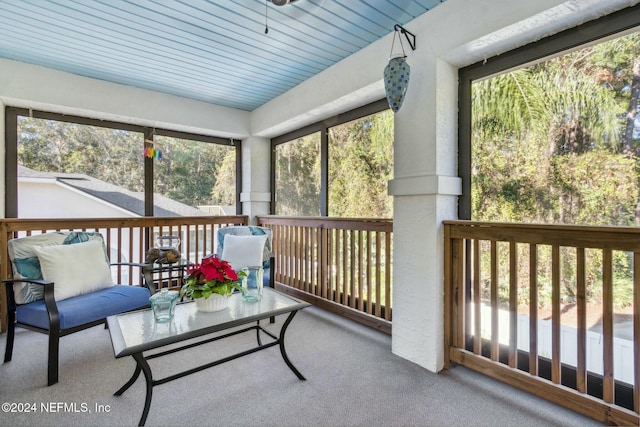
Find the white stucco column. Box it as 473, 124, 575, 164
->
240, 136, 271, 224
389, 53, 461, 372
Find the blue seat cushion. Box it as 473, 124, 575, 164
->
16, 285, 150, 330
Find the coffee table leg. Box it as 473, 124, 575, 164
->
132, 353, 154, 427
256, 320, 263, 346
114, 363, 142, 396
279, 310, 306, 380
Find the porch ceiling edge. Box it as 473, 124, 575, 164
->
388, 174, 461, 196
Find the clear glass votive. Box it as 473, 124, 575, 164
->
150, 288, 179, 322
241, 266, 263, 302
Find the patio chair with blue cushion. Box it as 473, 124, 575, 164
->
215, 225, 274, 288
216, 226, 275, 322
2, 231, 151, 386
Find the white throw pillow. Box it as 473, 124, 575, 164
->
34, 240, 115, 301
221, 235, 267, 271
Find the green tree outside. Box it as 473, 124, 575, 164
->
472, 32, 640, 310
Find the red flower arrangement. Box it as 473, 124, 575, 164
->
181, 255, 244, 299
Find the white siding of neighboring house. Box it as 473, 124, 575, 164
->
18, 179, 136, 218
19, 179, 141, 279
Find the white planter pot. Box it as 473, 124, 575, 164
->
194, 294, 229, 312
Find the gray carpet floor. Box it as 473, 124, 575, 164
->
0, 306, 604, 427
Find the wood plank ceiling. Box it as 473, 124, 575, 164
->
0, 0, 445, 111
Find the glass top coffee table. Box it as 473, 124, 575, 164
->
107, 287, 310, 426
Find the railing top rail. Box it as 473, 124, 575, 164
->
444, 220, 640, 251
0, 216, 249, 232
258, 215, 392, 231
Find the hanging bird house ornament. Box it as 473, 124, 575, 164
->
384, 25, 415, 113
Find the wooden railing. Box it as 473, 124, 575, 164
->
444, 221, 639, 425
258, 216, 393, 334
0, 215, 248, 332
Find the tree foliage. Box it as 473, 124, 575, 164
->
153, 136, 234, 207
275, 133, 321, 216
275, 110, 393, 219
329, 111, 393, 218
472, 31, 640, 308
17, 119, 235, 208
472, 32, 640, 226
18, 118, 144, 191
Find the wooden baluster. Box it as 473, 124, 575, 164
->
299, 226, 304, 290
287, 225, 293, 287
324, 227, 331, 301
350, 230, 356, 309
449, 237, 463, 349
283, 225, 288, 286
602, 249, 614, 403
509, 241, 517, 368
320, 227, 326, 299
443, 225, 452, 367
305, 227, 318, 295
128, 226, 134, 283
313, 228, 327, 298
473, 239, 481, 355
117, 227, 124, 286
634, 252, 640, 414
342, 229, 348, 305
195, 224, 200, 262
384, 230, 392, 321
375, 231, 381, 316
490, 240, 498, 361
551, 245, 560, 384
358, 230, 364, 311
576, 247, 587, 394
296, 225, 302, 289
289, 224, 293, 287
272, 224, 278, 283
365, 230, 371, 312
184, 225, 188, 261
308, 227, 312, 294
308, 226, 313, 293
529, 243, 538, 376
298, 226, 304, 291
306, 227, 318, 295
336, 229, 342, 305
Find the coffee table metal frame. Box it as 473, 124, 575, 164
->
107, 288, 310, 426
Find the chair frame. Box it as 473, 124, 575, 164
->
3, 261, 149, 386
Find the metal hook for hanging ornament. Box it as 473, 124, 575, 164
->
393, 24, 416, 51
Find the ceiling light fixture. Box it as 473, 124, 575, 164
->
270, 0, 299, 5
264, 0, 300, 34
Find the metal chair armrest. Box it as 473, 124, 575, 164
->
110, 262, 149, 268
2, 278, 54, 287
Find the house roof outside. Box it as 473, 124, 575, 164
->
18, 165, 209, 217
